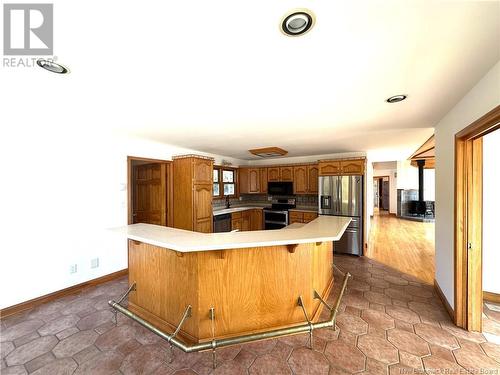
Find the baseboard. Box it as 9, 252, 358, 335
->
0, 269, 128, 319
483, 291, 500, 304
434, 279, 455, 321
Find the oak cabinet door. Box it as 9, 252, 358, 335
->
259, 168, 268, 193
293, 166, 308, 194
268, 167, 280, 182
280, 167, 293, 181
231, 219, 242, 231
303, 212, 318, 223
253, 209, 263, 230
239, 168, 249, 194
289, 211, 303, 224
195, 218, 212, 233
319, 161, 341, 176
249, 169, 260, 193
193, 159, 213, 184
193, 184, 213, 230
241, 211, 250, 231
307, 165, 319, 194
340, 159, 365, 175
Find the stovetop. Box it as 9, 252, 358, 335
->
264, 198, 296, 211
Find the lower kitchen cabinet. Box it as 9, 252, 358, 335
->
289, 210, 318, 224
231, 209, 263, 231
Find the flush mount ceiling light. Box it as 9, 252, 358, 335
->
249, 147, 288, 158
281, 9, 315, 37
386, 95, 407, 103
36, 58, 70, 74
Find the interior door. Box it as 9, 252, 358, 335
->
381, 179, 389, 211
373, 179, 379, 207
133, 163, 167, 225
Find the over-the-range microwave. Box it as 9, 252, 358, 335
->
268, 181, 294, 196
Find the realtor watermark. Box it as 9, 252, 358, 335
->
3, 3, 54, 68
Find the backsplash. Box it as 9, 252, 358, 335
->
213, 194, 317, 209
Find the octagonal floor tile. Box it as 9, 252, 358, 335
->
387, 328, 430, 356
288, 347, 329, 375
414, 323, 459, 350
361, 309, 395, 330
385, 305, 421, 324
324, 340, 366, 373
336, 313, 368, 335
357, 335, 399, 365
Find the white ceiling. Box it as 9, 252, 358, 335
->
1, 0, 499, 161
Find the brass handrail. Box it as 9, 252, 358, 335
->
108, 269, 351, 354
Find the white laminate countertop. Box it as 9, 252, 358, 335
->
116, 216, 351, 253
213, 206, 264, 216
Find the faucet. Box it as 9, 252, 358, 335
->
225, 196, 231, 209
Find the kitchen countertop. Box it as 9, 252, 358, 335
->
116, 215, 351, 253
213, 206, 264, 216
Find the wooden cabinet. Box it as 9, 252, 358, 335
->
319, 159, 365, 176
289, 210, 318, 224
241, 210, 251, 231
280, 167, 293, 181
239, 168, 261, 194
251, 209, 263, 230
232, 209, 262, 231
268, 167, 280, 182
293, 164, 318, 194
340, 159, 365, 175
259, 168, 268, 193
293, 166, 308, 194
308, 165, 319, 194
319, 160, 341, 176
173, 156, 214, 232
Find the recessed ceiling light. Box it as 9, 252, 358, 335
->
36, 59, 70, 74
281, 10, 315, 37
386, 95, 407, 103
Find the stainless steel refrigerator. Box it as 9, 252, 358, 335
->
319, 175, 363, 255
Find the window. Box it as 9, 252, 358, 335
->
213, 166, 237, 198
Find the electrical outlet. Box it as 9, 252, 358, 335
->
70, 264, 78, 274
91, 258, 99, 269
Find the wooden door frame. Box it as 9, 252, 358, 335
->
454, 105, 500, 331
127, 156, 173, 226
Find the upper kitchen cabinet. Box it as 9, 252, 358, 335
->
319, 160, 341, 175
340, 159, 365, 175
173, 155, 214, 233
239, 168, 261, 194
307, 164, 319, 194
268, 167, 280, 182
319, 159, 365, 176
259, 168, 268, 193
293, 164, 319, 194
293, 166, 308, 194
280, 167, 293, 181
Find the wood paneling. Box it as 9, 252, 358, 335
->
128, 240, 333, 342
0, 269, 128, 318
280, 167, 294, 181
268, 167, 280, 182
173, 156, 214, 232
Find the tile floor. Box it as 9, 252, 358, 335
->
1, 255, 499, 375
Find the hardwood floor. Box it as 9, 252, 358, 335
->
366, 209, 435, 284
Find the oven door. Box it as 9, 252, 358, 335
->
264, 210, 288, 229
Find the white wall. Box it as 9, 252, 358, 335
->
373, 169, 397, 214
0, 129, 246, 309
483, 130, 500, 294
396, 160, 419, 190
434, 60, 500, 308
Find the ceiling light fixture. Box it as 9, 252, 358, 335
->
249, 147, 288, 158
386, 95, 407, 103
281, 9, 315, 37
36, 58, 70, 74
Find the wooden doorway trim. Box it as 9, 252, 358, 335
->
127, 156, 173, 226
373, 176, 390, 211
454, 105, 500, 331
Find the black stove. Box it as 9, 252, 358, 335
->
263, 198, 296, 229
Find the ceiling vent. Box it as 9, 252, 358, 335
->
249, 147, 288, 158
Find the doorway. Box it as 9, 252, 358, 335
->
373, 176, 389, 211
127, 156, 173, 226
454, 105, 499, 332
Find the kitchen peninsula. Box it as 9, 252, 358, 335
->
111, 215, 351, 348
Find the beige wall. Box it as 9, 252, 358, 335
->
434, 60, 500, 307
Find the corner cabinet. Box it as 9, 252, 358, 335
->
319, 158, 365, 176
173, 155, 214, 233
